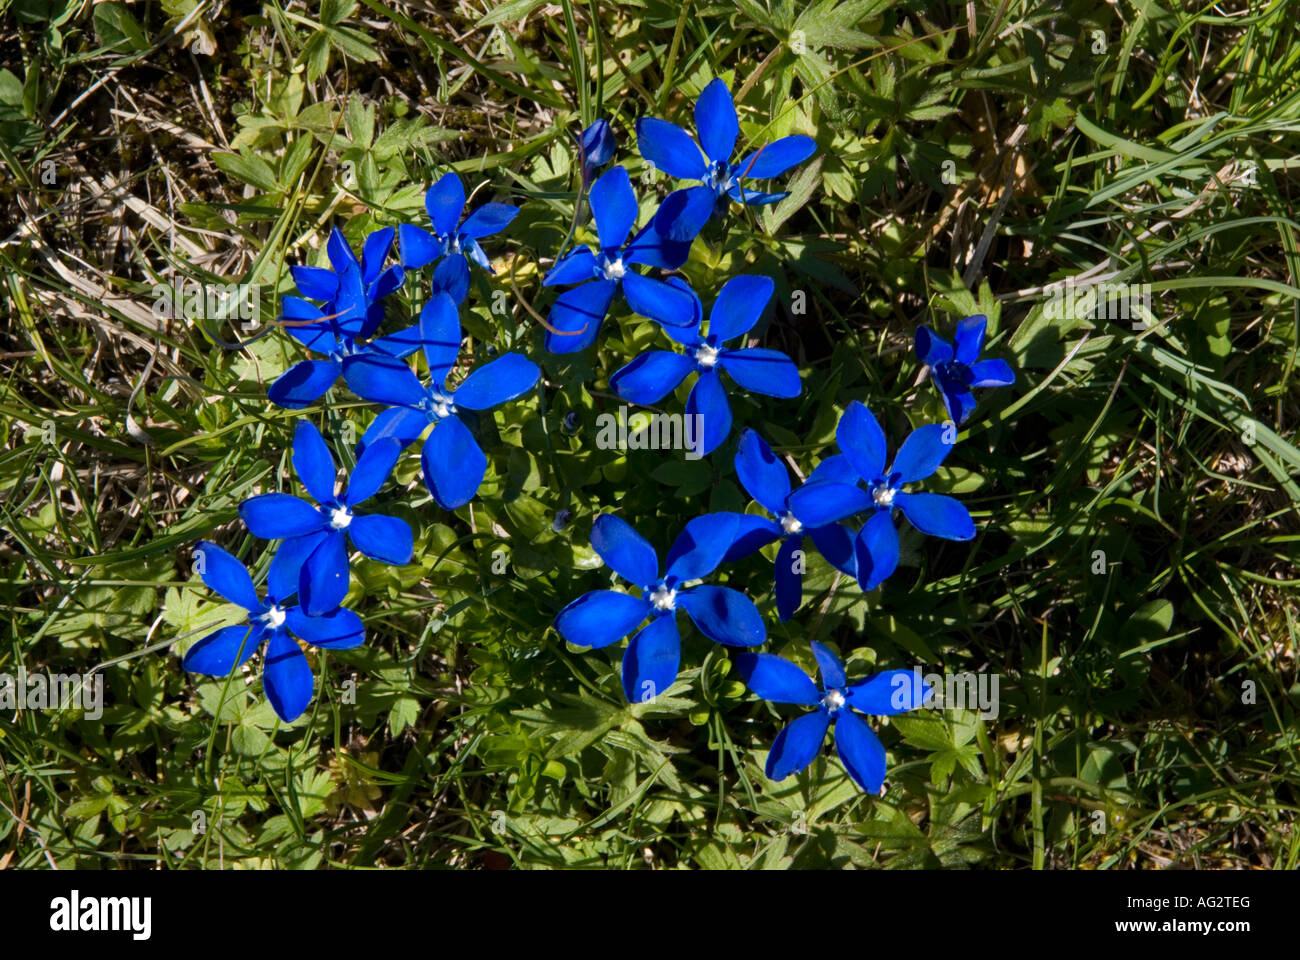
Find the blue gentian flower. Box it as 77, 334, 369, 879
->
580, 118, 615, 175
239, 420, 412, 616
811, 401, 976, 592
636, 77, 817, 243
398, 172, 518, 273
736, 641, 928, 794
607, 274, 800, 455
183, 540, 365, 722
543, 164, 701, 354
724, 429, 858, 621
270, 226, 410, 408
554, 513, 767, 703
341, 292, 540, 510
915, 314, 1016, 424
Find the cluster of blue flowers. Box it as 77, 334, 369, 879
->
183, 78, 1015, 796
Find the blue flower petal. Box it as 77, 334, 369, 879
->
268, 359, 341, 409
545, 279, 617, 354
707, 274, 773, 343
834, 709, 887, 793
368, 325, 423, 359
239, 493, 326, 539
650, 184, 715, 243
290, 265, 339, 302
954, 314, 987, 365
398, 223, 442, 269
685, 369, 731, 456
766, 710, 830, 780
182, 624, 263, 675
621, 614, 681, 703
786, 481, 872, 528
292, 420, 337, 506
554, 589, 650, 649
421, 416, 487, 510
847, 669, 931, 715
459, 201, 518, 240
268, 530, 328, 604
357, 405, 428, 456
425, 172, 466, 237
677, 584, 766, 647
774, 536, 803, 621
462, 237, 493, 273
733, 134, 817, 180
811, 640, 846, 689
719, 348, 801, 398
806, 453, 860, 487
360, 227, 395, 286
431, 253, 471, 302
286, 606, 366, 650
914, 326, 953, 366
262, 628, 314, 722
417, 292, 462, 389
581, 118, 615, 168
721, 513, 782, 562
588, 165, 638, 251
622, 271, 700, 329
894, 492, 975, 541
453, 353, 540, 410
808, 522, 856, 577
608, 350, 694, 404
590, 514, 659, 587
695, 77, 738, 164
735, 652, 820, 705
664, 512, 740, 583
942, 387, 977, 425
724, 184, 787, 206
969, 358, 1016, 387
890, 423, 956, 482
326, 227, 361, 276
299, 530, 350, 616
624, 217, 696, 271
735, 429, 791, 517
655, 278, 705, 345
347, 512, 413, 565
341, 353, 426, 407
634, 118, 707, 180
855, 509, 899, 591
836, 401, 888, 481
544, 247, 596, 286
343, 438, 401, 506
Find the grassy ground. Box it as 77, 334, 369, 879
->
2, 0, 1300, 869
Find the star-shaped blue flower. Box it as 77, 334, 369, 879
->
398, 172, 518, 273
636, 77, 817, 243
810, 401, 976, 592
736, 641, 929, 793
914, 314, 1016, 424
543, 165, 700, 354
270, 226, 411, 409
238, 420, 412, 616
724, 429, 858, 621
183, 540, 365, 722
607, 274, 801, 455
341, 292, 540, 510
554, 513, 767, 703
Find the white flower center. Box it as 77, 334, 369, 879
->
823, 689, 845, 711
329, 506, 352, 530
430, 391, 455, 419
873, 485, 896, 507
648, 584, 677, 612
781, 512, 803, 535
695, 344, 719, 369
264, 605, 286, 629
602, 257, 626, 280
